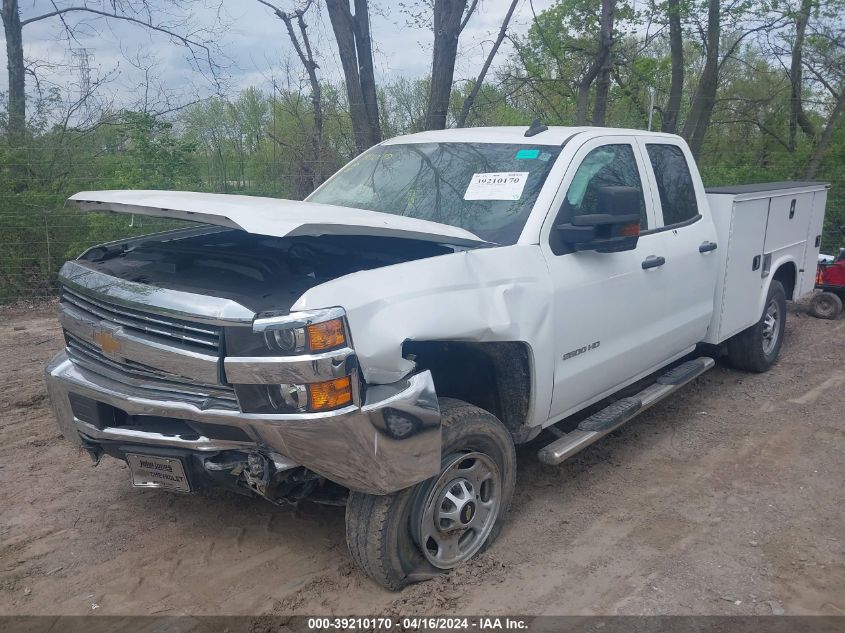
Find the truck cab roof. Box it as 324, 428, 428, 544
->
382, 126, 684, 146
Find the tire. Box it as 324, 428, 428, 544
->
345, 398, 516, 590
809, 291, 843, 320
727, 280, 787, 373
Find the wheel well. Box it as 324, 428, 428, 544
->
403, 341, 533, 442
772, 262, 797, 300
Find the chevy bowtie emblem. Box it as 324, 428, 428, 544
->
93, 329, 122, 355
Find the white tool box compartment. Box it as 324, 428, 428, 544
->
703, 182, 829, 345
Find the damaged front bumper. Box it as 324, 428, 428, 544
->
45, 351, 442, 495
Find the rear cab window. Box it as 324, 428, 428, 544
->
645, 144, 700, 227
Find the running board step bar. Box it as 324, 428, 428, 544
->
537, 357, 715, 466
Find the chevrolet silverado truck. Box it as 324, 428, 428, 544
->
45, 124, 829, 589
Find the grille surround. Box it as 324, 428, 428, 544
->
65, 332, 237, 409
59, 284, 237, 410
60, 285, 222, 352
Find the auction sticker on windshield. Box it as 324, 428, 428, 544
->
126, 453, 190, 492
464, 172, 529, 201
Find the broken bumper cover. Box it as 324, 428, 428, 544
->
45, 351, 442, 495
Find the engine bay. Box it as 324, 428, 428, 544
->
77, 226, 458, 313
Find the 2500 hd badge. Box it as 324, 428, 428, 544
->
562, 340, 600, 361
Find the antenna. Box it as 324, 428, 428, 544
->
524, 117, 549, 138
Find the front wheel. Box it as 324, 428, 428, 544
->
727, 280, 787, 373
345, 398, 516, 590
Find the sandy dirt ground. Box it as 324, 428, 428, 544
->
0, 300, 843, 617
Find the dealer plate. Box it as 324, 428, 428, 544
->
126, 454, 190, 493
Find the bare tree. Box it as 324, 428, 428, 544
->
0, 0, 223, 146
802, 7, 845, 178
258, 0, 325, 188
789, 0, 817, 151
661, 0, 684, 133
425, 0, 478, 130
325, 0, 381, 153
806, 86, 845, 177
1, 0, 24, 145
456, 0, 519, 128
591, 0, 616, 126
681, 0, 785, 156
682, 0, 720, 157
576, 0, 615, 126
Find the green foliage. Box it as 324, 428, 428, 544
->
110, 112, 199, 189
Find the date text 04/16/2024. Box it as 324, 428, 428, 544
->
306, 617, 529, 630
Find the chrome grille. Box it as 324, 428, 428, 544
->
65, 332, 237, 409
60, 285, 221, 352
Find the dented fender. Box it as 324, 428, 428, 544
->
292, 244, 555, 427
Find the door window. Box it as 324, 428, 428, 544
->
560, 144, 648, 229
645, 144, 699, 226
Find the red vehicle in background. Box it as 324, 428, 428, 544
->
811, 226, 845, 319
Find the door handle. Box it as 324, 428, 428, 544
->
699, 241, 718, 253
642, 255, 666, 270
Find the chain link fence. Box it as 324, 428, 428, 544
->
0, 192, 192, 303
0, 167, 318, 304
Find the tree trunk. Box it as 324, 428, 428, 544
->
456, 0, 518, 128
296, 12, 324, 189
274, 5, 324, 188
576, 0, 614, 126
789, 0, 816, 151
352, 0, 381, 146
806, 86, 845, 179
327, 0, 380, 152
591, 0, 615, 126
682, 0, 720, 158
2, 0, 25, 145
425, 0, 467, 130
575, 82, 592, 126
661, 0, 683, 134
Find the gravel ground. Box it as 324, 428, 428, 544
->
0, 300, 843, 617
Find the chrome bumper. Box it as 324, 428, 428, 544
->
45, 351, 442, 494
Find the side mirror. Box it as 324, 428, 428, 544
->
556, 186, 642, 253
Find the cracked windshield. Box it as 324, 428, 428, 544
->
308, 143, 562, 244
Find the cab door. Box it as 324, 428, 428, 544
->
636, 139, 720, 351
541, 136, 678, 420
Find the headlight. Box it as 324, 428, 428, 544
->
227, 307, 356, 415
264, 327, 307, 354
233, 377, 353, 414
226, 308, 349, 357
262, 317, 346, 354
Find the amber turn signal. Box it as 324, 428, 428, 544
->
306, 376, 353, 412
621, 222, 641, 237
306, 318, 346, 352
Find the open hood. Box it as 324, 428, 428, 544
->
67, 190, 488, 248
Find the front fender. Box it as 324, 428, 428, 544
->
292, 245, 555, 428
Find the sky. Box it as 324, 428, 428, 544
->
1, 0, 558, 117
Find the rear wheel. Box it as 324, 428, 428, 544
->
345, 398, 516, 590
809, 291, 843, 320
727, 280, 787, 373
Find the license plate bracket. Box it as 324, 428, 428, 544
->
126, 453, 191, 493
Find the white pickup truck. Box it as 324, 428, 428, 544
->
45, 124, 828, 589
